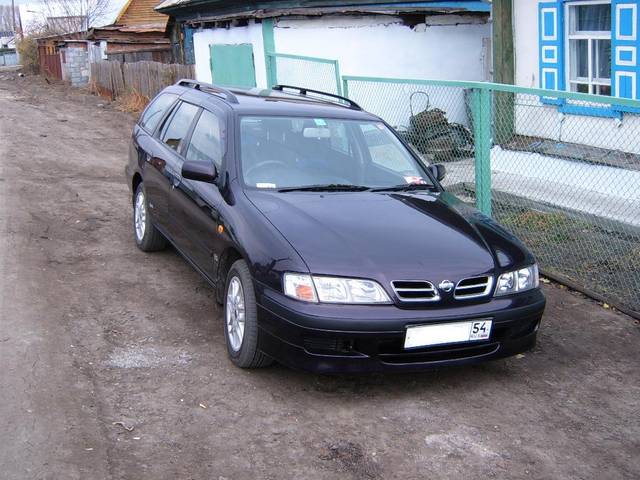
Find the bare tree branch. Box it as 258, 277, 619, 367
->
0, 5, 17, 32
32, 0, 113, 34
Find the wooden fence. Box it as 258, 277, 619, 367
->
90, 61, 195, 100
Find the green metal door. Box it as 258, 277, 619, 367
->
210, 44, 257, 88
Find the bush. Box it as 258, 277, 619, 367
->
17, 37, 39, 74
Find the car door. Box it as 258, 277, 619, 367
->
135, 93, 178, 227
147, 100, 200, 234
169, 107, 228, 280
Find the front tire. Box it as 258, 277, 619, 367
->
133, 183, 167, 252
224, 259, 272, 368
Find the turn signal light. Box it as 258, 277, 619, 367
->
296, 284, 316, 301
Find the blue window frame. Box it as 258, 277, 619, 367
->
538, 0, 640, 117
539, 2, 565, 104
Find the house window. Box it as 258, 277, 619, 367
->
567, 1, 612, 95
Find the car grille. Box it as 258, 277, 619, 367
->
391, 280, 440, 302
454, 275, 493, 299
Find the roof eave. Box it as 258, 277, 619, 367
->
156, 1, 491, 17
178, 7, 488, 25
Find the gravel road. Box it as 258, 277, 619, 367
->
0, 76, 638, 480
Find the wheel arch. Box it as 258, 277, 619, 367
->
132, 173, 143, 202
216, 246, 245, 304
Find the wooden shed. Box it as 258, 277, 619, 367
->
88, 0, 171, 63
36, 31, 87, 80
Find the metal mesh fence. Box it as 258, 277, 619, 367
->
344, 77, 640, 316
343, 79, 476, 196
492, 91, 640, 316
268, 53, 341, 94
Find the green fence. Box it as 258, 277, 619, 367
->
266, 52, 342, 95
342, 76, 640, 318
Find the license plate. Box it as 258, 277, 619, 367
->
404, 319, 492, 349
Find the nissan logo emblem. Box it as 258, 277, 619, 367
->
438, 280, 455, 293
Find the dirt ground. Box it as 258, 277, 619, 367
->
0, 76, 639, 480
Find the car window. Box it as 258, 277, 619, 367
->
360, 123, 417, 173
140, 93, 177, 133
239, 116, 432, 190
185, 110, 225, 168
160, 102, 200, 151
328, 122, 352, 155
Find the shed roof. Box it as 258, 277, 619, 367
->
116, 0, 169, 30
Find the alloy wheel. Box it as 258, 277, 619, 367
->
226, 276, 246, 352
134, 190, 147, 242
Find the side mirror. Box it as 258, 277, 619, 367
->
182, 161, 218, 183
429, 164, 446, 182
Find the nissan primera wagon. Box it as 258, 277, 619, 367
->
125, 80, 545, 373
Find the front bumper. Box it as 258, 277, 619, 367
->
255, 286, 546, 373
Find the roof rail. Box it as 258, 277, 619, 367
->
272, 85, 362, 110
176, 79, 239, 104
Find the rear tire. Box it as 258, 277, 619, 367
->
133, 183, 167, 252
223, 259, 273, 368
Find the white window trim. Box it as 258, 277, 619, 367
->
616, 45, 637, 66
542, 45, 559, 63
616, 3, 638, 41
541, 7, 558, 41
542, 67, 559, 90
564, 0, 613, 95
615, 71, 637, 98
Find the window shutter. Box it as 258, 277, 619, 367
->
539, 2, 565, 104
612, 0, 640, 99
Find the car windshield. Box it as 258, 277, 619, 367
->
239, 116, 436, 191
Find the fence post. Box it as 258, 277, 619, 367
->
471, 86, 492, 217
262, 19, 277, 87
333, 60, 343, 95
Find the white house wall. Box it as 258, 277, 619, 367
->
193, 20, 267, 86
274, 15, 490, 127
514, 0, 640, 154
272, 15, 490, 81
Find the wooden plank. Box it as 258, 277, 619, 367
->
492, 0, 515, 144
91, 60, 195, 100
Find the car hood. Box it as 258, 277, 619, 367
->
245, 190, 531, 284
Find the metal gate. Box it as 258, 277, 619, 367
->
0, 50, 18, 67
266, 52, 342, 95
38, 45, 62, 80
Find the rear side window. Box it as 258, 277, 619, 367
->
185, 110, 225, 168
160, 102, 200, 151
139, 93, 177, 133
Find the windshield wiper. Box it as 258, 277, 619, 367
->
370, 183, 437, 193
277, 184, 371, 193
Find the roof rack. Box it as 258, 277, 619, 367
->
272, 85, 362, 110
176, 79, 239, 104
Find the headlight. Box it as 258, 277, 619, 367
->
494, 264, 539, 296
283, 273, 318, 302
283, 273, 391, 304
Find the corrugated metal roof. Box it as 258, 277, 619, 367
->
116, 0, 169, 28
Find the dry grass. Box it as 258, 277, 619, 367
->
114, 89, 149, 114
502, 210, 572, 232
87, 79, 115, 101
